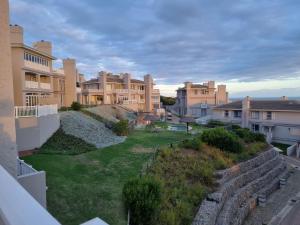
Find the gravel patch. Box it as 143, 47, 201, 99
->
60, 111, 125, 148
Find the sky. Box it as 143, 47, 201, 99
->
9, 0, 300, 97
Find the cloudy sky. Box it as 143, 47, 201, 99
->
9, 0, 300, 97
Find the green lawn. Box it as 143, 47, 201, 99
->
23, 130, 189, 225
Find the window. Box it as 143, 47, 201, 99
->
194, 90, 198, 95
224, 110, 229, 117
233, 110, 242, 118
251, 124, 260, 132
266, 111, 272, 120
251, 111, 259, 119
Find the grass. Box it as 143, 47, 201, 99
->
272, 142, 290, 155
23, 130, 189, 225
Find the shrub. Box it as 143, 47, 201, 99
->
123, 177, 162, 225
207, 120, 225, 127
70, 101, 81, 111
179, 138, 202, 151
233, 127, 266, 143
112, 119, 129, 136
59, 106, 68, 111
201, 128, 243, 153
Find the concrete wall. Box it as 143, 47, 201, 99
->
18, 171, 47, 208
15, 114, 59, 151
0, 0, 18, 177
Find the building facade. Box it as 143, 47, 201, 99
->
212, 96, 300, 144
82, 72, 160, 112
10, 25, 81, 108
172, 81, 228, 117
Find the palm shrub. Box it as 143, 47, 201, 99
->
123, 177, 162, 225
70, 101, 81, 111
201, 127, 243, 153
112, 119, 129, 136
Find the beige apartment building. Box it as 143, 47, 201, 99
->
212, 96, 300, 145
172, 81, 228, 117
82, 71, 161, 112
10, 24, 81, 108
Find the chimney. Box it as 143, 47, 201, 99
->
184, 82, 192, 89
10, 24, 23, 44
242, 96, 250, 128
208, 81, 215, 89
33, 40, 52, 55
280, 96, 288, 101
63, 58, 77, 106
144, 74, 153, 112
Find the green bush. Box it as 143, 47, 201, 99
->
179, 138, 202, 151
112, 119, 129, 136
59, 106, 68, 111
207, 120, 225, 127
233, 128, 266, 143
70, 101, 81, 111
201, 128, 243, 153
123, 177, 162, 225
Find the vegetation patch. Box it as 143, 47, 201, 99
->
272, 142, 290, 155
38, 128, 97, 155
123, 127, 268, 225
113, 120, 130, 136
130, 145, 156, 154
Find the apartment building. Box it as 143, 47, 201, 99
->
10, 24, 81, 108
82, 71, 161, 112
172, 81, 228, 117
212, 96, 300, 145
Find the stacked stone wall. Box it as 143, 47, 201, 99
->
192, 148, 287, 225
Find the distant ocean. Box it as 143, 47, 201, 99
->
230, 97, 300, 101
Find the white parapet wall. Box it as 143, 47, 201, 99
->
15, 113, 60, 152
0, 165, 61, 225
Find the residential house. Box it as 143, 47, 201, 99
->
172, 81, 228, 117
212, 96, 300, 145
10, 24, 82, 108
82, 71, 161, 112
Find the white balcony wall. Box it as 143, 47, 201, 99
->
24, 60, 50, 73
25, 80, 39, 89
40, 83, 51, 89
0, 165, 60, 225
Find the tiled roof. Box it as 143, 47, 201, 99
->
83, 78, 98, 84
215, 100, 300, 111
191, 84, 207, 88
106, 77, 123, 83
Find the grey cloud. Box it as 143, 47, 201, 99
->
9, 0, 300, 87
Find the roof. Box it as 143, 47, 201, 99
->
191, 84, 207, 88
131, 79, 145, 84
11, 43, 56, 60
214, 100, 300, 111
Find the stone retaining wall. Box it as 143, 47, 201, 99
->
192, 148, 287, 225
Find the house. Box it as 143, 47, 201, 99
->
82, 71, 161, 112
10, 24, 83, 108
172, 81, 228, 117
212, 96, 300, 145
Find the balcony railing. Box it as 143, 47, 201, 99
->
139, 99, 145, 103
123, 100, 138, 104
152, 89, 160, 94
40, 82, 51, 89
15, 104, 58, 118
17, 159, 38, 176
25, 80, 39, 89
115, 89, 129, 93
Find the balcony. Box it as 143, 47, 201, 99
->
152, 89, 160, 94
15, 104, 58, 118
25, 80, 39, 89
115, 89, 129, 93
82, 88, 103, 94
131, 89, 144, 94
40, 82, 51, 90
139, 99, 145, 104
24, 60, 50, 73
